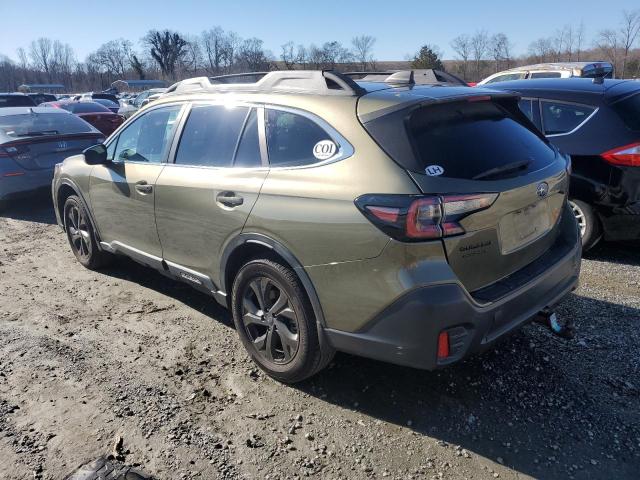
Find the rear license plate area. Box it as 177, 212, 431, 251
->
499, 199, 551, 254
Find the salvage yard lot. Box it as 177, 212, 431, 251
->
1, 198, 639, 480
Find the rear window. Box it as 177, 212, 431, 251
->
64, 102, 111, 114
407, 100, 557, 180
0, 95, 36, 107
612, 93, 640, 131
91, 93, 118, 102
0, 112, 94, 137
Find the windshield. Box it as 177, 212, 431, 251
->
0, 112, 94, 137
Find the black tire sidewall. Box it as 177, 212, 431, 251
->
231, 260, 318, 383
63, 195, 100, 268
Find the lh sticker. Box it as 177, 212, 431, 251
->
425, 165, 444, 176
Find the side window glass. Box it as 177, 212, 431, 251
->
541, 101, 596, 135
233, 109, 262, 168
266, 109, 335, 167
106, 139, 116, 161
114, 105, 181, 163
518, 99, 534, 123
175, 104, 249, 167
530, 71, 562, 79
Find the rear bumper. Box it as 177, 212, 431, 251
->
0, 167, 54, 201
325, 217, 582, 370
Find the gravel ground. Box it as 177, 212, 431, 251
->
0, 197, 639, 480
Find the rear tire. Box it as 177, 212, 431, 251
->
63, 195, 112, 269
231, 259, 334, 383
569, 199, 602, 251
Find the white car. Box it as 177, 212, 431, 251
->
478, 61, 613, 86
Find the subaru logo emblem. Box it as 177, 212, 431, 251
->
536, 182, 549, 198
57, 141, 68, 150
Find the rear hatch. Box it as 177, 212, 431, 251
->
360, 92, 570, 292
0, 111, 102, 170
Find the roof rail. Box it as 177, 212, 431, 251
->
164, 70, 366, 97
345, 69, 468, 87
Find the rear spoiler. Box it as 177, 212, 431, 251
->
358, 91, 520, 123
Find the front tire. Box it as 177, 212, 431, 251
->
63, 195, 112, 269
569, 199, 602, 251
231, 259, 333, 383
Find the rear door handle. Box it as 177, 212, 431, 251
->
216, 191, 244, 207
135, 181, 153, 194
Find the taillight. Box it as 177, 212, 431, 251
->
601, 142, 640, 167
0, 146, 19, 158
355, 193, 498, 241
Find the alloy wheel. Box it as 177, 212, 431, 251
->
241, 276, 300, 364
569, 200, 587, 237
67, 205, 91, 260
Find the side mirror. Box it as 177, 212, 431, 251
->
83, 144, 109, 165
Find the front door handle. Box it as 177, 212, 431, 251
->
135, 181, 153, 194
216, 191, 244, 207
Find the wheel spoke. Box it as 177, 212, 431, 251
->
249, 280, 266, 311
278, 307, 296, 322
253, 332, 267, 351
274, 318, 298, 355
264, 328, 275, 361
243, 311, 267, 327
270, 289, 288, 316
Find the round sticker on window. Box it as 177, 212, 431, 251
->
425, 165, 444, 176
313, 140, 337, 160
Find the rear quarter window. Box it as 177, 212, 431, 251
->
266, 109, 335, 167
406, 100, 557, 180
612, 93, 640, 131
540, 101, 596, 135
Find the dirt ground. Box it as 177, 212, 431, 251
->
1, 196, 639, 480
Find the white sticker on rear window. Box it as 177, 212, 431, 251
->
425, 165, 444, 176
312, 140, 337, 160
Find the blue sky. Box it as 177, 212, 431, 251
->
0, 0, 637, 61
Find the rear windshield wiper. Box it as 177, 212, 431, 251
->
472, 160, 531, 180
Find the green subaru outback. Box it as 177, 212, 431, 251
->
52, 70, 581, 383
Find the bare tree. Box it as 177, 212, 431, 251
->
295, 44, 308, 68
237, 38, 268, 71
352, 35, 376, 70
130, 54, 146, 79
281, 41, 296, 69
144, 30, 188, 79
450, 34, 472, 80
597, 29, 620, 75
92, 39, 132, 78
202, 27, 227, 74
471, 30, 489, 81
620, 10, 640, 78
575, 21, 586, 61
489, 33, 511, 72
29, 37, 53, 82
222, 31, 241, 72
528, 37, 554, 63
182, 36, 203, 76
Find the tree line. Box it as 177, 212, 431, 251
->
0, 9, 638, 92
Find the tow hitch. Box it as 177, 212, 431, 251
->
534, 309, 575, 339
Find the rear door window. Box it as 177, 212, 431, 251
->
407, 100, 557, 180
518, 99, 535, 122
540, 100, 596, 135
266, 109, 334, 167
175, 104, 249, 167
